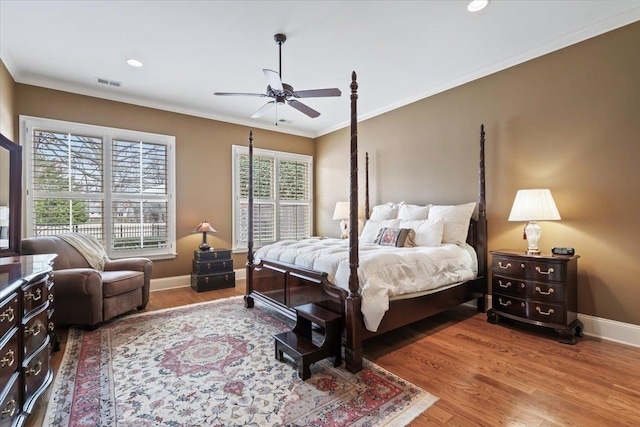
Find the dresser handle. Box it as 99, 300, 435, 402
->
536, 306, 555, 316
535, 266, 555, 275
25, 288, 42, 301
48, 293, 54, 303
0, 349, 15, 368
1, 398, 16, 418
520, 263, 525, 269
498, 262, 511, 269
207, 263, 211, 269
25, 360, 42, 376
25, 323, 42, 337
498, 280, 512, 288
498, 298, 512, 307
535, 286, 555, 295
205, 276, 209, 283
0, 308, 14, 323
49, 321, 55, 331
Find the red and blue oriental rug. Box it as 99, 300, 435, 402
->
45, 296, 437, 426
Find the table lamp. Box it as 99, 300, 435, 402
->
193, 220, 217, 251
332, 201, 350, 239
508, 189, 561, 255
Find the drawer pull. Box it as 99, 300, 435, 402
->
25, 288, 42, 301
498, 280, 512, 288
49, 321, 55, 331
1, 349, 15, 368
498, 298, 512, 307
535, 266, 555, 275
207, 263, 211, 269
535, 286, 555, 296
48, 293, 54, 303
498, 262, 511, 269
25, 323, 42, 337
1, 398, 16, 418
25, 360, 42, 376
536, 306, 555, 316
205, 276, 209, 283
520, 263, 525, 269
0, 307, 14, 323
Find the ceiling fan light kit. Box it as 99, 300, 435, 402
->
214, 33, 341, 121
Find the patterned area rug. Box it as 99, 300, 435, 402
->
45, 296, 437, 426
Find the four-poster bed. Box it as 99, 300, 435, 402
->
244, 72, 488, 374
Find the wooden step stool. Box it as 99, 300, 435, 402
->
273, 302, 342, 380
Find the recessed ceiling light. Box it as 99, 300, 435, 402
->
126, 59, 144, 68
467, 0, 489, 12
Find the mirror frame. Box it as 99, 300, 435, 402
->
0, 133, 22, 257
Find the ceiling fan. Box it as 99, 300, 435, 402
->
214, 33, 341, 119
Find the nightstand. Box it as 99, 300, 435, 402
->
190, 249, 235, 292
487, 250, 583, 344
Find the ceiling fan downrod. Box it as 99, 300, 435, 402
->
274, 33, 286, 80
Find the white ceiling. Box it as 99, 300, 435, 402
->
2, 1, 640, 138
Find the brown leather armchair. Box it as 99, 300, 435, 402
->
21, 236, 152, 328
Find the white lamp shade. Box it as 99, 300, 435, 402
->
508, 189, 561, 222
332, 201, 350, 220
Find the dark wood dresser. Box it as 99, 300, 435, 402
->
190, 249, 235, 292
0, 254, 56, 426
487, 250, 583, 343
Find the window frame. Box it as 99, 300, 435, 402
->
232, 144, 313, 252
21, 115, 177, 260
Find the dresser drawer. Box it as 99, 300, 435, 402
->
23, 306, 49, 358
526, 281, 565, 303
528, 301, 566, 324
23, 339, 51, 403
523, 260, 565, 282
0, 372, 20, 427
492, 294, 527, 318
0, 332, 18, 389
0, 296, 18, 342
492, 276, 526, 297
23, 275, 50, 315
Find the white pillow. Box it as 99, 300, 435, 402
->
428, 202, 476, 245
398, 219, 444, 247
397, 203, 430, 220
360, 219, 401, 243
369, 202, 399, 220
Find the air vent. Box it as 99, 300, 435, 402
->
278, 119, 293, 124
96, 77, 122, 87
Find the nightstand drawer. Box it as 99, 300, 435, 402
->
523, 261, 565, 282
492, 276, 526, 297
493, 294, 526, 318
492, 257, 524, 279
528, 301, 566, 324
527, 282, 565, 303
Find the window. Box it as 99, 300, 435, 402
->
232, 145, 312, 251
22, 116, 176, 259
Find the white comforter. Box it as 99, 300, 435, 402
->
254, 238, 477, 332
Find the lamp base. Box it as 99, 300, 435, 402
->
339, 219, 349, 239
199, 243, 211, 251
526, 249, 541, 255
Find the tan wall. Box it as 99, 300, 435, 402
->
315, 22, 640, 326
14, 85, 314, 278
0, 60, 16, 139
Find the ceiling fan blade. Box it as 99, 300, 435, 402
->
288, 99, 320, 118
251, 101, 276, 118
214, 92, 267, 97
263, 69, 283, 92
293, 88, 342, 98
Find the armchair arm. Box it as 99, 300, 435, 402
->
104, 257, 153, 309
53, 268, 103, 298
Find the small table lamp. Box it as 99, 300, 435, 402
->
332, 201, 350, 239
508, 189, 561, 255
193, 220, 217, 251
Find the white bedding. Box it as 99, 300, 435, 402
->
254, 238, 477, 332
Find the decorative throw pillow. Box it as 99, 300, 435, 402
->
360, 219, 401, 243
374, 227, 415, 247
397, 203, 431, 220
398, 218, 444, 247
369, 202, 399, 220
429, 202, 476, 245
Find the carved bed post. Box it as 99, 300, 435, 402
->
244, 130, 255, 308
365, 152, 370, 220
476, 124, 488, 312
345, 71, 363, 373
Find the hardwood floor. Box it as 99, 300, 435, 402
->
27, 281, 640, 426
